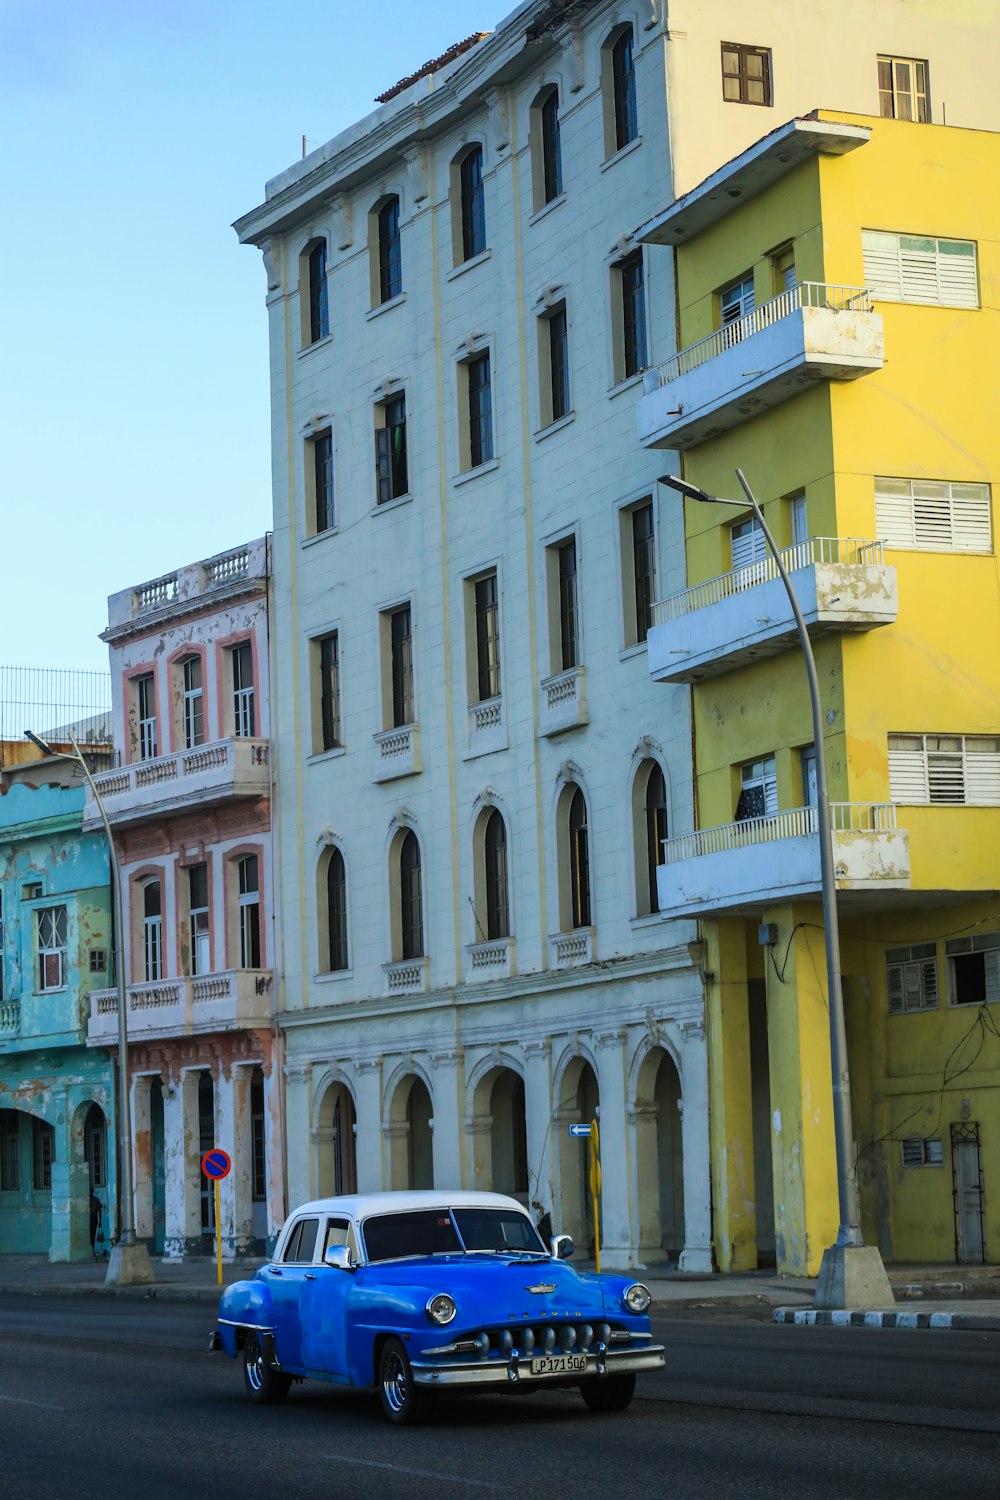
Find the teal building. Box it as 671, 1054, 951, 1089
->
0, 777, 118, 1261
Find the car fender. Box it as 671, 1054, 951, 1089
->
346, 1279, 489, 1388
216, 1277, 275, 1359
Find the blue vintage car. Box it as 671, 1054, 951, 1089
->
212, 1189, 664, 1424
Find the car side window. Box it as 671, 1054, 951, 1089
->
282, 1216, 320, 1263
323, 1217, 359, 1261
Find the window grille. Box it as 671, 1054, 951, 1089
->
875, 477, 991, 554
736, 757, 777, 821
886, 942, 938, 1013
721, 273, 756, 329
37, 905, 67, 991
888, 734, 1000, 806
862, 230, 978, 309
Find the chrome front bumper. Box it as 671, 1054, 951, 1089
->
410, 1341, 665, 1388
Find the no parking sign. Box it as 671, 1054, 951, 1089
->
202, 1148, 232, 1283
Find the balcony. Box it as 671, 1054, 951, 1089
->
637, 284, 884, 451
0, 1000, 20, 1036
466, 696, 507, 758
466, 937, 514, 982
382, 958, 429, 996
82, 736, 269, 830
86, 969, 273, 1046
373, 724, 421, 783
647, 538, 897, 684
549, 928, 595, 969
539, 666, 588, 737
656, 804, 909, 919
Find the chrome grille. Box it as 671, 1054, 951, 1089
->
433, 1321, 632, 1361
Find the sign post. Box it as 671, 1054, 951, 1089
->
201, 1148, 233, 1285
588, 1118, 601, 1274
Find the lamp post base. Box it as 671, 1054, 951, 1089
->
815, 1244, 894, 1310
105, 1239, 156, 1288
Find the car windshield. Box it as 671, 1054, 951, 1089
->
362, 1206, 545, 1263
452, 1208, 546, 1254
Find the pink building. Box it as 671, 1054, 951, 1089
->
84, 539, 283, 1257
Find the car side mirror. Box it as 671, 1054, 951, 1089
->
324, 1244, 355, 1271
551, 1234, 574, 1260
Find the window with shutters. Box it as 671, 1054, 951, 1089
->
721, 43, 772, 106
317, 632, 341, 752
901, 1137, 943, 1168
465, 352, 494, 470
601, 25, 638, 157
530, 86, 563, 210
472, 570, 501, 704
946, 932, 1000, 1007
374, 196, 402, 305
877, 56, 929, 123
455, 144, 486, 264
886, 942, 938, 1013
862, 230, 978, 308
888, 734, 1000, 806
382, 603, 414, 729
618, 497, 656, 648
611, 251, 648, 382
546, 534, 580, 673
375, 394, 408, 504
308, 428, 336, 535
730, 514, 770, 582
736, 756, 777, 821
304, 240, 330, 345
875, 477, 992, 554
720, 272, 756, 334
537, 301, 571, 429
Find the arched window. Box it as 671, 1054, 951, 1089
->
143, 881, 162, 982
378, 197, 402, 303
568, 786, 591, 929
611, 27, 637, 151
539, 88, 562, 203
484, 809, 510, 940
325, 848, 348, 972
644, 764, 668, 914
399, 830, 423, 960
307, 240, 329, 344
459, 145, 486, 261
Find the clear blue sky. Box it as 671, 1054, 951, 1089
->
0, 0, 491, 672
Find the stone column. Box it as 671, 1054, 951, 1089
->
430, 1049, 465, 1189
595, 1028, 632, 1270
523, 1040, 554, 1228
353, 1058, 384, 1192
162, 1072, 200, 1259
704, 917, 758, 1271
764, 902, 838, 1277
677, 1019, 713, 1272
132, 1076, 154, 1245
261, 1051, 284, 1253
283, 1064, 311, 1211
629, 1098, 662, 1266
214, 1067, 252, 1259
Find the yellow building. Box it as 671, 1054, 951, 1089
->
635, 112, 1000, 1274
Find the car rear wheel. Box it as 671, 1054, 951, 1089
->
580, 1373, 636, 1412
378, 1337, 432, 1426
243, 1331, 291, 1404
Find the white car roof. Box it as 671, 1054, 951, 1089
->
289, 1190, 530, 1221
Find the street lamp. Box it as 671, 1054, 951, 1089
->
26, 730, 154, 1287
659, 469, 893, 1309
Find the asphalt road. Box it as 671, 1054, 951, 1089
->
1, 1296, 997, 1500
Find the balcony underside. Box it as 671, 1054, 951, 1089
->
657, 827, 910, 920
638, 305, 883, 451
87, 969, 273, 1046
648, 560, 897, 683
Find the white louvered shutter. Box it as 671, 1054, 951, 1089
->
863, 230, 978, 308
901, 1139, 923, 1168
964, 739, 1000, 805
985, 948, 1000, 1004
935, 239, 979, 308
888, 737, 928, 802
926, 1139, 944, 1166
927, 745, 965, 803
862, 230, 902, 301
949, 484, 993, 552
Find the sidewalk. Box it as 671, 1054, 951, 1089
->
0, 1254, 997, 1329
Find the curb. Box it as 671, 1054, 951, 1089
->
0, 1282, 227, 1302
773, 1306, 1000, 1331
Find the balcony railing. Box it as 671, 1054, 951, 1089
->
84, 735, 269, 827
651, 283, 873, 389
205, 546, 251, 589
373, 724, 420, 782
653, 538, 885, 626
135, 574, 178, 613
87, 969, 273, 1041
0, 999, 20, 1033
663, 803, 898, 864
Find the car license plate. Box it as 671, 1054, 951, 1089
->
530, 1353, 588, 1376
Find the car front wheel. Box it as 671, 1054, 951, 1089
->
378, 1337, 432, 1426
243, 1331, 291, 1404
580, 1373, 636, 1412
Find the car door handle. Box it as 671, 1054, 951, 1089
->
303, 1272, 317, 1280
264, 1266, 282, 1276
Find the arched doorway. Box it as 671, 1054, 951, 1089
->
388, 1075, 433, 1190
317, 1081, 357, 1197
556, 1058, 599, 1253
634, 1046, 685, 1265
0, 1108, 54, 1254
83, 1103, 109, 1255
469, 1066, 528, 1201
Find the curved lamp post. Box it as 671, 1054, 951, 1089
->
659, 470, 893, 1310
27, 730, 154, 1287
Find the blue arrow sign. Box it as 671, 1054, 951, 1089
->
568, 1123, 592, 1138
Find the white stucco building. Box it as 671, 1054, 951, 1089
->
84, 540, 283, 1257
234, 0, 992, 1269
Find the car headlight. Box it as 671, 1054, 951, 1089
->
623, 1282, 651, 1314
426, 1293, 457, 1325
